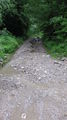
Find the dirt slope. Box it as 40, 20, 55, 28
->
0, 39, 67, 120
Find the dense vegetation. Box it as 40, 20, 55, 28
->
0, 0, 29, 63
0, 0, 29, 36
0, 30, 23, 63
0, 0, 67, 64
26, 0, 67, 58
40, 0, 67, 58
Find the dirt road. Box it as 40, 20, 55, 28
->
0, 39, 67, 120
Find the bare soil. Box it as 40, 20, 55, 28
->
0, 39, 67, 120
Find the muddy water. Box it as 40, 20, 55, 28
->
0, 40, 67, 120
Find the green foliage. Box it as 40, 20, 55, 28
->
0, 0, 67, 59
43, 16, 67, 42
0, 31, 23, 60
50, 16, 67, 41
39, 0, 67, 58
43, 40, 67, 58
0, 0, 29, 36
23, 0, 67, 58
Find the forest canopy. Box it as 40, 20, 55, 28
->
0, 0, 67, 58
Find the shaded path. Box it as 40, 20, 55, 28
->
0, 39, 67, 120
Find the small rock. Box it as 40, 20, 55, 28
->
42, 55, 45, 57
21, 66, 24, 69
54, 61, 62, 65
21, 113, 26, 119
61, 57, 66, 61
14, 67, 17, 70
4, 55, 7, 59
0, 58, 3, 67
36, 69, 39, 72
17, 77, 20, 80
63, 98, 66, 102
46, 55, 50, 58
0, 58, 3, 62
44, 70, 48, 74
38, 77, 41, 80
39, 66, 42, 69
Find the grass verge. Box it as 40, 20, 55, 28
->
43, 39, 67, 59
0, 34, 24, 65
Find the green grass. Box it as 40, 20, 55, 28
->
0, 34, 24, 63
43, 39, 67, 59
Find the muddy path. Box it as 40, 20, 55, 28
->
0, 39, 67, 120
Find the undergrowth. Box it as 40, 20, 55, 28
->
43, 39, 67, 59
0, 32, 24, 63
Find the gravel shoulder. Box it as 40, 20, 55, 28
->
0, 39, 67, 120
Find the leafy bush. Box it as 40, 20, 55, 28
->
40, 0, 67, 58
0, 0, 29, 37
50, 16, 67, 42
43, 16, 67, 41
43, 39, 67, 58
0, 33, 22, 60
